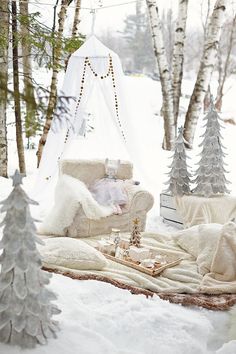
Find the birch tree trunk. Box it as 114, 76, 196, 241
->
215, 14, 236, 112
172, 0, 189, 129
65, 0, 81, 67
203, 84, 211, 113
202, 0, 212, 112
71, 0, 81, 37
0, 1, 9, 177
146, 0, 175, 150
37, 0, 69, 167
12, 0, 26, 174
183, 0, 227, 147
201, 0, 211, 39
52, 0, 60, 63
19, 0, 37, 148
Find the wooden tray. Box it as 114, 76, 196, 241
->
103, 253, 182, 277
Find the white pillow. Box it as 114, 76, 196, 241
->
38, 237, 107, 270
174, 225, 201, 258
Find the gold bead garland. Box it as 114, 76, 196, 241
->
86, 55, 111, 79
48, 56, 126, 181
110, 59, 126, 141
63, 129, 70, 144
73, 57, 89, 123
72, 53, 126, 142
63, 57, 88, 145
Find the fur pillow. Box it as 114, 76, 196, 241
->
174, 225, 201, 258
174, 223, 222, 259
38, 237, 107, 270
196, 223, 223, 275
175, 223, 235, 275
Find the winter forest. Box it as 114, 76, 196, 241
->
1, 0, 236, 353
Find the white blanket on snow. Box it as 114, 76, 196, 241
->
38, 175, 114, 236
200, 222, 236, 293
41, 232, 200, 293
40, 222, 236, 294
175, 194, 236, 228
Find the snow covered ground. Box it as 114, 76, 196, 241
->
0, 275, 235, 354
1, 76, 236, 353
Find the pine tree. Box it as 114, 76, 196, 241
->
129, 218, 141, 248
0, 170, 61, 348
165, 126, 191, 196
123, 0, 156, 74
193, 97, 230, 197
19, 0, 38, 149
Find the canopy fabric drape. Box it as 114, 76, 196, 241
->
34, 36, 129, 196
33, 36, 161, 205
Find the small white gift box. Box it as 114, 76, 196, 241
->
155, 254, 167, 264
140, 259, 155, 268
97, 239, 115, 255
129, 246, 150, 262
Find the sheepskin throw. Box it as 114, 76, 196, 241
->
38, 174, 114, 236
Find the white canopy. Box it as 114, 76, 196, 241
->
36, 36, 129, 184
34, 36, 161, 204
72, 35, 118, 57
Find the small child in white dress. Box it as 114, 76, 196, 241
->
89, 159, 128, 214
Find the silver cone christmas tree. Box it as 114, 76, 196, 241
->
165, 126, 191, 196
0, 170, 61, 348
193, 97, 230, 197
129, 218, 141, 248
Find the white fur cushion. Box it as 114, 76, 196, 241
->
38, 237, 107, 270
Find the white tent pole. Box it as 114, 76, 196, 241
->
90, 8, 97, 35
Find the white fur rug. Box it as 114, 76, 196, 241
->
38, 175, 114, 236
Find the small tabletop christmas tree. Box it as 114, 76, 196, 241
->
129, 218, 141, 248
165, 126, 191, 196
0, 170, 61, 348
193, 97, 230, 197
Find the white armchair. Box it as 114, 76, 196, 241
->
59, 159, 154, 237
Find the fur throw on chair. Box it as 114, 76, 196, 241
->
38, 174, 115, 236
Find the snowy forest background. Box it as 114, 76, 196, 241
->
1, 0, 236, 178
102, 1, 236, 79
